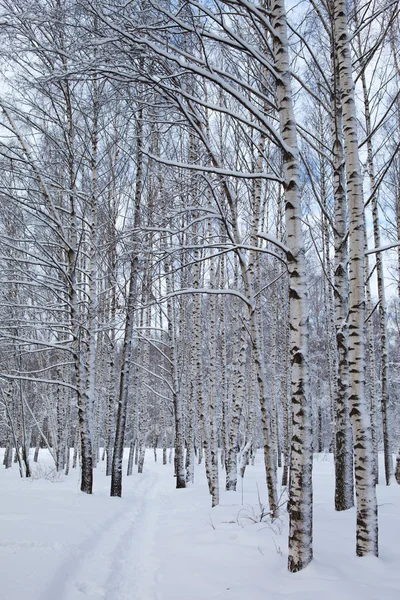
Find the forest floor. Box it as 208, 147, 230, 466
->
1, 450, 400, 600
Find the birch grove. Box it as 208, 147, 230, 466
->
0, 0, 400, 574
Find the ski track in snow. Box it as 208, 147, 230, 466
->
2, 452, 400, 600
41, 470, 160, 600
104, 471, 160, 600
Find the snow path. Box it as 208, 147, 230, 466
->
0, 453, 168, 600
103, 470, 161, 600
1, 451, 400, 600
41, 469, 161, 600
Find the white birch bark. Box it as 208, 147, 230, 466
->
244, 126, 278, 518
364, 235, 379, 485
66, 106, 93, 494
137, 292, 150, 475
208, 235, 219, 506
356, 31, 392, 484
165, 256, 186, 488
110, 87, 143, 497
281, 280, 291, 487
225, 262, 243, 491
333, 0, 378, 555
226, 317, 246, 491
85, 71, 99, 468
331, 49, 354, 509
391, 30, 400, 485
271, 0, 313, 571
185, 264, 196, 482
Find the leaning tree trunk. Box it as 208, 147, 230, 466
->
333, 0, 378, 556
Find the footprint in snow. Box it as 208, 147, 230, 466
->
74, 580, 106, 598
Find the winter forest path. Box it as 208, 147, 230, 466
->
42, 467, 162, 600
1, 451, 400, 600
1, 451, 173, 600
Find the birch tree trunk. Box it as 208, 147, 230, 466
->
244, 125, 278, 518
364, 231, 379, 484
271, 0, 313, 572
356, 32, 392, 484
333, 0, 378, 556
281, 281, 291, 487
392, 30, 400, 485
110, 88, 143, 497
165, 257, 186, 489
208, 239, 219, 506
65, 104, 93, 494
85, 70, 100, 471
225, 317, 246, 491
331, 49, 354, 510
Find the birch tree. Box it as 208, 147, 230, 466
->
333, 0, 378, 556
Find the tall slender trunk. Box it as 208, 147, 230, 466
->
86, 70, 99, 469
333, 0, 378, 556
391, 29, 400, 485
225, 318, 246, 491
356, 24, 392, 484
331, 48, 354, 510
67, 122, 92, 494
365, 219, 379, 485
208, 238, 219, 506
245, 127, 278, 518
219, 251, 228, 470
165, 258, 186, 489
271, 0, 313, 572
281, 280, 291, 487
110, 87, 143, 497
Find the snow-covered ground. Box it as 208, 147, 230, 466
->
1, 450, 400, 600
